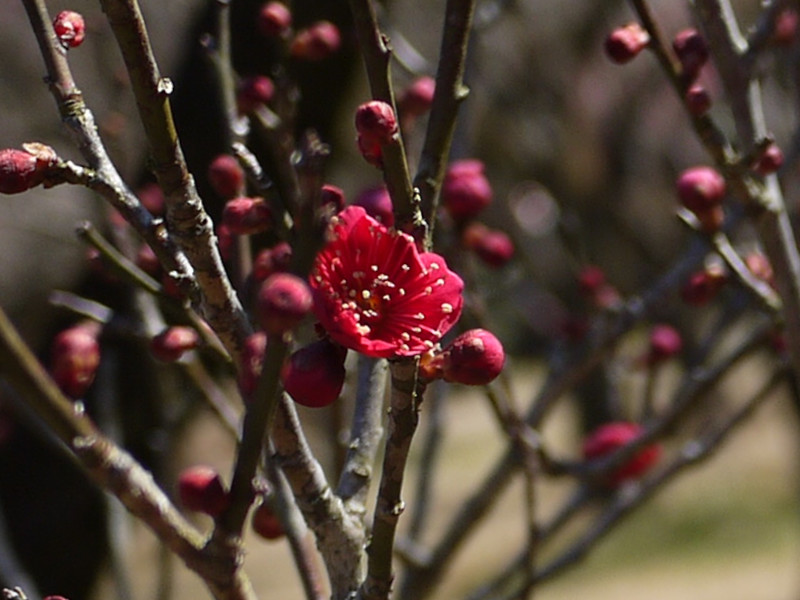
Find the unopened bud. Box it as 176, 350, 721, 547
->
440, 329, 505, 386
353, 185, 394, 227
604, 23, 650, 64
320, 184, 346, 213
442, 159, 493, 222
53, 10, 86, 48
239, 332, 268, 397
753, 142, 784, 176
257, 2, 292, 38
398, 76, 436, 119
237, 75, 275, 114
150, 326, 200, 362
676, 166, 726, 213
222, 196, 272, 235
208, 154, 245, 199
251, 501, 286, 539
252, 241, 293, 283
355, 101, 399, 169
50, 324, 101, 399
673, 29, 708, 81
646, 324, 683, 364
773, 9, 798, 45
290, 20, 341, 61
680, 263, 728, 306
463, 223, 514, 267
582, 421, 661, 487
177, 465, 230, 517
685, 84, 711, 116
281, 338, 346, 407
0, 148, 50, 194
256, 273, 312, 334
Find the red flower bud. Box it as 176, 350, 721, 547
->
577, 265, 606, 296
252, 241, 293, 283
53, 10, 86, 48
773, 9, 798, 46
50, 324, 101, 399
0, 148, 48, 194
237, 75, 275, 114
177, 465, 230, 517
673, 29, 708, 81
239, 332, 268, 397
281, 338, 346, 407
463, 224, 514, 267
647, 324, 682, 364
753, 142, 784, 176
355, 101, 399, 168
604, 23, 650, 64
582, 422, 661, 486
208, 154, 245, 199
251, 501, 285, 539
442, 159, 493, 221
398, 76, 436, 118
685, 84, 711, 116
222, 196, 272, 235
440, 329, 505, 386
320, 184, 346, 212
257, 1, 292, 38
676, 166, 725, 213
290, 21, 341, 61
150, 326, 200, 362
680, 264, 727, 306
353, 185, 394, 227
256, 273, 312, 334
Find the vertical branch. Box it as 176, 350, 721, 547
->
97, 0, 252, 365
359, 358, 423, 600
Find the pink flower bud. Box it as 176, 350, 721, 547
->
237, 75, 275, 114
604, 23, 650, 64
441, 329, 505, 386
753, 142, 784, 176
398, 76, 436, 118
442, 159, 493, 221
353, 185, 394, 226
647, 324, 682, 364
208, 154, 245, 199
746, 252, 774, 286
53, 10, 85, 48
256, 272, 312, 334
320, 184, 346, 212
150, 326, 200, 362
680, 264, 727, 306
673, 29, 708, 81
252, 241, 293, 282
222, 196, 272, 235
463, 223, 514, 267
257, 1, 292, 38
281, 338, 346, 407
290, 20, 341, 61
355, 101, 399, 168
0, 148, 48, 194
50, 324, 100, 399
251, 501, 285, 539
773, 9, 798, 45
577, 265, 607, 296
137, 182, 165, 216
676, 166, 726, 213
685, 84, 711, 116
177, 465, 229, 517
239, 332, 268, 397
582, 422, 661, 486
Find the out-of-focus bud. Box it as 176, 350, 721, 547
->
239, 332, 268, 397
53, 10, 86, 48
257, 1, 292, 38
50, 324, 101, 399
462, 223, 514, 267
281, 338, 346, 407
352, 186, 394, 227
582, 422, 661, 487
442, 159, 493, 222
646, 324, 683, 365
398, 76, 436, 119
745, 252, 774, 287
577, 265, 621, 309
320, 184, 346, 213
150, 326, 200, 362
290, 21, 341, 61
236, 75, 275, 114
673, 29, 709, 81
208, 154, 245, 199
252, 241, 293, 283
137, 182, 165, 216
676, 166, 726, 213
251, 501, 286, 540
177, 465, 230, 517
604, 22, 650, 64
440, 329, 505, 386
752, 142, 784, 176
685, 83, 711, 116
773, 9, 798, 46
680, 263, 728, 306
222, 196, 272, 235
256, 273, 312, 334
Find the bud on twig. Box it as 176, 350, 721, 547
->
355, 101, 399, 168
437, 328, 505, 386
208, 154, 245, 199
50, 324, 101, 399
177, 465, 230, 517
150, 326, 200, 362
582, 422, 661, 487
257, 2, 292, 39
353, 185, 394, 226
0, 148, 50, 194
222, 197, 272, 235
442, 159, 493, 222
290, 21, 341, 61
53, 10, 86, 49
604, 23, 650, 64
281, 338, 346, 407
256, 273, 312, 334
